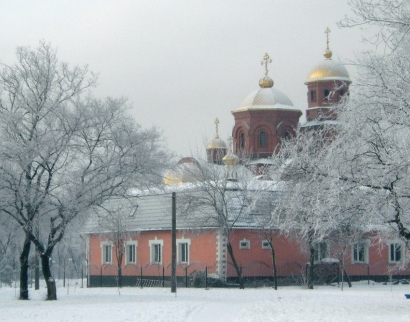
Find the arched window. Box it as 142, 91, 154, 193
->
283, 131, 291, 141
310, 90, 316, 102
324, 89, 330, 100
240, 132, 245, 148
259, 131, 267, 147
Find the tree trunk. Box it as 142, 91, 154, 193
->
226, 241, 244, 289
270, 241, 277, 290
117, 266, 122, 288
41, 252, 57, 300
308, 240, 315, 289
19, 236, 31, 300
343, 268, 352, 288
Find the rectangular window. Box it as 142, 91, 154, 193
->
149, 239, 164, 264
152, 244, 162, 264
179, 243, 189, 264
262, 240, 271, 249
310, 90, 317, 102
126, 244, 136, 264
390, 243, 402, 263
102, 244, 112, 264
239, 239, 250, 249
352, 243, 368, 263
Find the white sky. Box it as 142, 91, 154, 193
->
0, 1, 370, 158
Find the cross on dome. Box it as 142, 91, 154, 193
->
214, 118, 220, 138
325, 27, 331, 50
260, 53, 272, 76
323, 27, 332, 59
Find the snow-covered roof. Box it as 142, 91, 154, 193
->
232, 88, 299, 113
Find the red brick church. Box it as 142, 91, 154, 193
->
83, 31, 409, 287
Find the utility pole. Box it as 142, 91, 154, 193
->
171, 192, 176, 293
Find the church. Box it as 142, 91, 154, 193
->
83, 31, 410, 287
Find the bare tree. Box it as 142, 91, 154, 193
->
0, 42, 170, 300
94, 198, 139, 288
178, 156, 259, 289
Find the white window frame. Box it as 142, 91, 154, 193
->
125, 241, 138, 265
388, 241, 404, 264
149, 239, 164, 264
177, 238, 191, 264
351, 240, 369, 264
262, 240, 271, 249
101, 242, 113, 264
239, 238, 250, 249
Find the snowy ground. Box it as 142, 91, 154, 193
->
0, 281, 409, 321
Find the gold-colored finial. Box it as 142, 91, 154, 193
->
260, 53, 272, 76
222, 136, 239, 167
214, 118, 220, 139
259, 53, 274, 88
323, 27, 332, 59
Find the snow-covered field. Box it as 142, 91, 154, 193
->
0, 281, 409, 321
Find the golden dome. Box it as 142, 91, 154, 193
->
305, 53, 351, 84
222, 153, 239, 167
207, 138, 227, 149
259, 76, 274, 88
306, 27, 351, 84
163, 160, 204, 185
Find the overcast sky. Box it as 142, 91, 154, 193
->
0, 1, 370, 158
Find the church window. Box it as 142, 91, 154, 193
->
283, 131, 291, 141
310, 90, 316, 102
240, 132, 245, 149
324, 89, 330, 100
259, 131, 267, 147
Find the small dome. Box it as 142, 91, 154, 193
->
222, 153, 239, 167
233, 88, 295, 113
305, 54, 351, 84
207, 138, 227, 149
163, 162, 204, 185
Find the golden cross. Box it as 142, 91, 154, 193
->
214, 118, 219, 138
325, 27, 331, 50
260, 53, 272, 76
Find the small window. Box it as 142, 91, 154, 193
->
283, 131, 291, 141
179, 243, 189, 263
126, 242, 137, 264
239, 239, 250, 249
310, 90, 317, 102
262, 240, 271, 249
240, 132, 245, 148
338, 89, 344, 96
149, 239, 164, 264
324, 89, 330, 100
102, 243, 112, 264
389, 242, 402, 263
352, 242, 368, 263
259, 131, 267, 147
